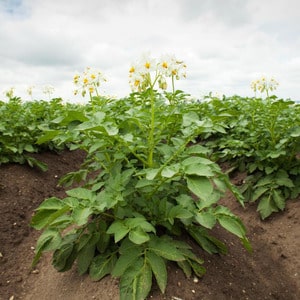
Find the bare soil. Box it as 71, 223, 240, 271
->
0, 150, 299, 300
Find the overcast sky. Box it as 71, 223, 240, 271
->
0, 0, 299, 102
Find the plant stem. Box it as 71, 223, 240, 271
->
148, 88, 155, 167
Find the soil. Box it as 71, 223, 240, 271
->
0, 150, 299, 300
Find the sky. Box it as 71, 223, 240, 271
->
0, 0, 299, 102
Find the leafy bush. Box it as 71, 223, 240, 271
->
204, 96, 300, 219
31, 56, 251, 300
0, 97, 85, 169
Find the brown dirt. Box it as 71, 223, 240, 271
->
0, 150, 299, 300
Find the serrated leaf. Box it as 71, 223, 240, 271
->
147, 251, 167, 293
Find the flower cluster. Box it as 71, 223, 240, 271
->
251, 76, 279, 96
42, 85, 55, 99
128, 54, 187, 92
4, 87, 15, 99
74, 67, 106, 97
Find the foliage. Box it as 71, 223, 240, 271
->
204, 95, 300, 219
2, 55, 299, 298
0, 97, 85, 170
30, 56, 251, 300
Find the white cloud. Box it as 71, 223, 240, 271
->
0, 0, 299, 102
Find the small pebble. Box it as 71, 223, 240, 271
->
193, 277, 199, 283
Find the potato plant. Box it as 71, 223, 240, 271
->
31, 56, 251, 300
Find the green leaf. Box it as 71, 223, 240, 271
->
275, 177, 294, 188
35, 197, 64, 211
217, 215, 246, 239
290, 126, 300, 137
186, 176, 213, 200
177, 260, 192, 278
66, 187, 94, 200
129, 228, 150, 244
182, 156, 214, 166
257, 196, 279, 219
184, 164, 214, 177
26, 156, 48, 171
161, 164, 180, 178
72, 207, 93, 226
107, 220, 130, 243
125, 217, 155, 233
168, 206, 193, 220
90, 253, 117, 281
148, 236, 185, 262
188, 226, 227, 255
52, 242, 77, 272
112, 246, 143, 277
145, 168, 160, 180
32, 229, 62, 267
77, 244, 95, 275
31, 206, 70, 230
119, 258, 143, 300
195, 211, 216, 229
135, 261, 152, 300
189, 260, 206, 277
147, 251, 167, 294
252, 186, 269, 202
36, 130, 61, 144
272, 189, 285, 210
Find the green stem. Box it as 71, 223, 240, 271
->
148, 88, 155, 167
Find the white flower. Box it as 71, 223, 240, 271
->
4, 87, 15, 99
43, 85, 55, 96
158, 54, 187, 80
